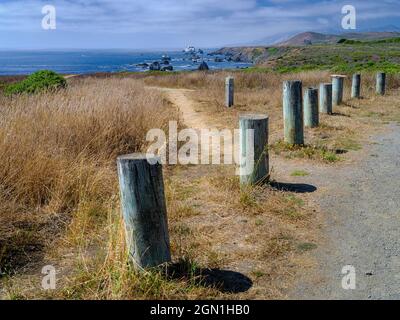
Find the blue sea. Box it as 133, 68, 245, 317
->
0, 49, 251, 75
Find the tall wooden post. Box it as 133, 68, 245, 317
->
351, 74, 361, 99
319, 83, 333, 114
239, 114, 269, 185
117, 153, 171, 269
304, 87, 319, 128
225, 76, 234, 107
283, 80, 304, 145
331, 75, 346, 106
376, 72, 386, 96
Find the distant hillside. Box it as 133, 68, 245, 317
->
212, 32, 400, 63
212, 33, 400, 73
276, 31, 400, 46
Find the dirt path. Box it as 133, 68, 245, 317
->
279, 123, 400, 299
148, 86, 238, 161
64, 75, 79, 79
148, 87, 208, 129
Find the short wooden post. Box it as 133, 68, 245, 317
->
319, 83, 333, 114
304, 87, 319, 128
351, 74, 361, 99
283, 80, 304, 145
225, 76, 234, 107
376, 72, 386, 96
331, 75, 346, 106
117, 153, 171, 269
239, 114, 269, 185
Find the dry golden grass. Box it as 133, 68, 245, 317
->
163, 164, 317, 299
0, 77, 184, 298
2, 70, 400, 300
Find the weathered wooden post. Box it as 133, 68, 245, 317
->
351, 73, 361, 99
319, 83, 333, 114
225, 76, 234, 107
117, 153, 171, 269
376, 72, 386, 96
331, 75, 346, 106
283, 80, 304, 145
304, 87, 319, 128
239, 114, 269, 185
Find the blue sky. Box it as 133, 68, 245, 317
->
0, 0, 399, 49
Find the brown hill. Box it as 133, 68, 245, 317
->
277, 31, 400, 46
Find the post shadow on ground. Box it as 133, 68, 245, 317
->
163, 259, 253, 294
343, 101, 362, 109
268, 181, 317, 193
331, 112, 351, 117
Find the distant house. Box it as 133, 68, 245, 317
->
184, 46, 196, 53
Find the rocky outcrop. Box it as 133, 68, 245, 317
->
210, 47, 265, 63
161, 65, 173, 71
149, 61, 161, 71
211, 47, 284, 63
198, 61, 209, 71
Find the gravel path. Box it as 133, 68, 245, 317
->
286, 123, 400, 299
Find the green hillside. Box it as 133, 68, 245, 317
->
268, 39, 400, 73
217, 37, 400, 74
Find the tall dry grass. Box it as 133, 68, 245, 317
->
0, 72, 319, 300
144, 70, 400, 92
0, 76, 224, 300
0, 77, 175, 277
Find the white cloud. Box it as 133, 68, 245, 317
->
0, 0, 399, 48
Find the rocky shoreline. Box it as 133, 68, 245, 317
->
210, 46, 285, 64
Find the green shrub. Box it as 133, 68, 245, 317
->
337, 39, 362, 45
5, 70, 66, 95
267, 47, 279, 55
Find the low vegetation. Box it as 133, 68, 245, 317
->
4, 70, 66, 95
270, 141, 340, 163
218, 40, 400, 74
291, 170, 309, 177
268, 41, 400, 73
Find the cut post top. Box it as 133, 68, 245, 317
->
331, 74, 347, 78
284, 80, 302, 85
321, 82, 333, 86
239, 113, 269, 121
376, 72, 386, 78
226, 77, 234, 85
306, 87, 318, 92
117, 153, 161, 163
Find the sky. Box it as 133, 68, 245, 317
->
0, 0, 399, 50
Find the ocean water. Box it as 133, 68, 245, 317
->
0, 50, 252, 75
